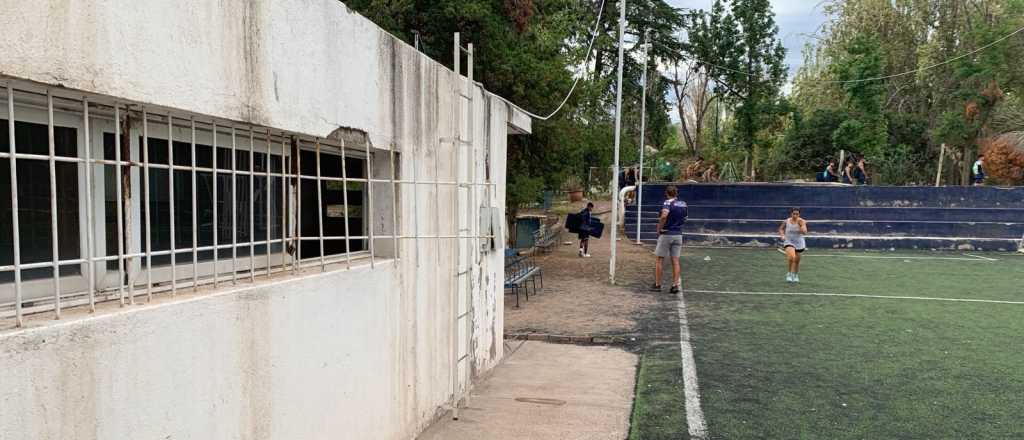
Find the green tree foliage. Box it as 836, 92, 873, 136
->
345, 0, 685, 208
683, 0, 787, 159
786, 0, 1024, 185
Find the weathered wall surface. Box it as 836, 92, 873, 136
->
1, 264, 408, 440
0, 0, 530, 146
0, 0, 525, 438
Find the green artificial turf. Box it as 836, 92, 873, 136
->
675, 248, 1024, 439
629, 342, 690, 440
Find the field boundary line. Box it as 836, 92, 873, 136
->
685, 289, 1024, 305
677, 292, 709, 439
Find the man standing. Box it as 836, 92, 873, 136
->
973, 154, 986, 186
651, 186, 687, 294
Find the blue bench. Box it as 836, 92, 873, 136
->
504, 251, 543, 308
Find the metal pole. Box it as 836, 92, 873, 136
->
7, 85, 23, 327
115, 105, 126, 305
636, 30, 649, 245
609, 0, 626, 285
935, 143, 946, 187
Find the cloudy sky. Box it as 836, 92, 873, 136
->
666, 0, 830, 78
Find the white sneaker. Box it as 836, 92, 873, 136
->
786, 273, 794, 283
793, 274, 800, 283
583, 254, 593, 258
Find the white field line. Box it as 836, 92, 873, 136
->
677, 292, 709, 439
772, 248, 993, 261
962, 252, 999, 261
685, 289, 1024, 305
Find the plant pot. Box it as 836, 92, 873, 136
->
567, 190, 584, 202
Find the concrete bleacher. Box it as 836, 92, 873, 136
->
624, 183, 1024, 251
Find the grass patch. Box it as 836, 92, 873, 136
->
629, 342, 690, 440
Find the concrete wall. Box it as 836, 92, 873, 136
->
0, 0, 527, 438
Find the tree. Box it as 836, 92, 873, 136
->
829, 35, 888, 159
683, 0, 787, 172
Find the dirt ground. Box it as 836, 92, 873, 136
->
504, 203, 665, 337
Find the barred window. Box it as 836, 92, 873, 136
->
1, 83, 383, 326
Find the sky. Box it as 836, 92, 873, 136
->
667, 0, 830, 78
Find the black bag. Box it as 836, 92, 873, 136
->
565, 213, 582, 234
587, 218, 605, 239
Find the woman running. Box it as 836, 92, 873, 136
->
779, 207, 808, 283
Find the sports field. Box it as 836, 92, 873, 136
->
630, 247, 1024, 439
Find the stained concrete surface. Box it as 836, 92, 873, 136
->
417, 341, 637, 440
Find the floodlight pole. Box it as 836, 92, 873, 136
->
636, 30, 650, 245
610, 0, 626, 284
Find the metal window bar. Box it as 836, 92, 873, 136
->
390, 148, 399, 267
191, 117, 199, 291
281, 136, 288, 274
168, 113, 177, 295
115, 105, 127, 305
248, 128, 255, 283
265, 129, 272, 278
212, 121, 219, 289
340, 140, 352, 270
143, 107, 154, 302
314, 138, 326, 272
6, 85, 23, 327
231, 126, 238, 285
81, 98, 96, 314
295, 136, 301, 272
46, 91, 62, 317
365, 139, 375, 268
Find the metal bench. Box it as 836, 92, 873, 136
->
533, 224, 561, 254
504, 252, 543, 308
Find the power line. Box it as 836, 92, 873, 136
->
681, 23, 1024, 85
496, 0, 607, 121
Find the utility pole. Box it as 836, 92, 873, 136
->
636, 29, 650, 245
609, 0, 626, 284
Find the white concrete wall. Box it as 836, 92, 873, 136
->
0, 0, 528, 438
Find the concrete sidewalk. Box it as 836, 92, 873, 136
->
417, 341, 637, 440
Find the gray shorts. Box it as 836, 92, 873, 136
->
655, 234, 683, 258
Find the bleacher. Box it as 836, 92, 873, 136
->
625, 183, 1024, 251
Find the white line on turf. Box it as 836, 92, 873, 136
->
772, 248, 994, 261
685, 289, 1024, 305
677, 292, 709, 439
963, 252, 999, 261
